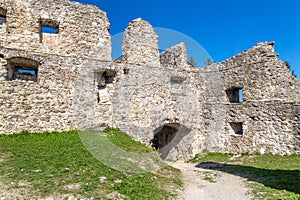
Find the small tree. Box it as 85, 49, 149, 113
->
204, 58, 213, 66
188, 56, 197, 68
284, 61, 297, 78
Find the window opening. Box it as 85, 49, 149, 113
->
40, 18, 59, 43
0, 8, 6, 25
96, 70, 116, 103
7, 57, 39, 82
229, 122, 243, 135
226, 87, 243, 103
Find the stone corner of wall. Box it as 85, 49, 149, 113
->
160, 42, 187, 68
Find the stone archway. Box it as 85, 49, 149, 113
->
152, 123, 190, 159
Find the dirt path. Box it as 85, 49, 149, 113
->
170, 161, 252, 200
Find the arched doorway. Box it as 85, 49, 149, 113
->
152, 123, 190, 159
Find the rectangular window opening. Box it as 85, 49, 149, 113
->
12, 67, 38, 82
96, 70, 116, 103
7, 58, 39, 82
40, 19, 59, 44
226, 87, 243, 103
0, 15, 6, 25
41, 26, 58, 34
229, 122, 243, 135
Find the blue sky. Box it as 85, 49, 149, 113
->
75, 0, 300, 78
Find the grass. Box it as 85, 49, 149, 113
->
0, 129, 182, 199
202, 171, 217, 183
189, 151, 300, 200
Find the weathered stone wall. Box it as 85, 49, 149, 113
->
0, 0, 299, 160
122, 18, 160, 66
0, 48, 77, 133
204, 42, 300, 155
0, 0, 111, 59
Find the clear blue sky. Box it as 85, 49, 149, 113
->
75, 0, 300, 78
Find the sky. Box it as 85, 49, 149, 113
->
75, 0, 300, 79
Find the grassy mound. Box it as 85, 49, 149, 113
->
0, 129, 182, 200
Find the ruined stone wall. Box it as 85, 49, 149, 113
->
110, 63, 206, 160
204, 42, 300, 154
122, 18, 160, 66
0, 0, 111, 59
0, 48, 77, 133
0, 0, 112, 134
0, 0, 299, 160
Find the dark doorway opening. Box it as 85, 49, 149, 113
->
152, 123, 180, 150
152, 123, 190, 159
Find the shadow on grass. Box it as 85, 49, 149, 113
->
196, 162, 300, 195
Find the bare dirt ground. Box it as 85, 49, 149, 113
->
1, 160, 252, 200
170, 161, 252, 200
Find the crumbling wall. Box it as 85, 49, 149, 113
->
160, 43, 187, 69
0, 49, 77, 133
111, 63, 206, 160
122, 18, 160, 66
205, 42, 300, 154
0, 0, 111, 59
0, 0, 299, 160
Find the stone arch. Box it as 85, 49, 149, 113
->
7, 57, 40, 82
152, 123, 191, 159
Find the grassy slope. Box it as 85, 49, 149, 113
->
0, 129, 182, 200
189, 151, 300, 200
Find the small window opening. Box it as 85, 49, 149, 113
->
41, 26, 58, 34
226, 87, 243, 103
7, 57, 39, 82
171, 76, 184, 85
229, 122, 243, 135
0, 8, 7, 25
171, 76, 185, 93
123, 68, 129, 74
0, 14, 6, 25
40, 18, 59, 43
96, 70, 116, 103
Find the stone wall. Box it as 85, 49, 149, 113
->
122, 18, 160, 66
203, 42, 300, 154
0, 0, 299, 160
0, 0, 111, 59
0, 48, 77, 133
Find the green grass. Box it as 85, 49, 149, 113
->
0, 129, 182, 199
190, 152, 300, 200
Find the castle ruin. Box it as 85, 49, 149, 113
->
0, 0, 299, 160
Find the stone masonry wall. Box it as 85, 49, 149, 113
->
0, 0, 299, 160
204, 42, 300, 154
0, 48, 77, 133
0, 0, 111, 59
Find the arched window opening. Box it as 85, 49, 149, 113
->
7, 57, 40, 82
40, 18, 59, 43
95, 70, 116, 103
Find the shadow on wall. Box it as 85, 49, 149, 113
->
152, 123, 191, 159
196, 162, 300, 195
